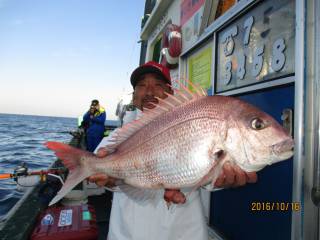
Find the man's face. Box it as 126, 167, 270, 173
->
90, 103, 99, 112
133, 73, 172, 110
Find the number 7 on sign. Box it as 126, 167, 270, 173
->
243, 16, 254, 46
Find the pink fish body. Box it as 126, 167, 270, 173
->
47, 85, 293, 205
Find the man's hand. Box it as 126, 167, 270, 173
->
214, 162, 257, 188
96, 147, 108, 158
164, 189, 186, 204
88, 173, 116, 187
87, 147, 117, 188
89, 107, 95, 114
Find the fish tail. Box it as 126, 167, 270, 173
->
45, 141, 94, 205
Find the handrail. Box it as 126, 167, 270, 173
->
311, 0, 320, 207
291, 0, 305, 239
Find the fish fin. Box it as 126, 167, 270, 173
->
201, 184, 224, 192
164, 78, 207, 106
119, 184, 160, 205
45, 142, 93, 205
45, 142, 94, 169
201, 152, 234, 192
49, 168, 89, 205
106, 79, 207, 152
186, 149, 228, 198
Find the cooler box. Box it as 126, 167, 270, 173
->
31, 204, 98, 240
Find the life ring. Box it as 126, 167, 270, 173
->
160, 24, 182, 69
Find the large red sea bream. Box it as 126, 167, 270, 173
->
46, 83, 294, 205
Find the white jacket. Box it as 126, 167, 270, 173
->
95, 110, 208, 240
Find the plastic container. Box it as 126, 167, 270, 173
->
30, 204, 98, 240
61, 190, 88, 206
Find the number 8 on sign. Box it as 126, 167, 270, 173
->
271, 38, 286, 72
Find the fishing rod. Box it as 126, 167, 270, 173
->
0, 162, 67, 187
41, 130, 82, 135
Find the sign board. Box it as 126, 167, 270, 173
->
188, 45, 212, 93
180, 0, 205, 26
180, 0, 205, 51
215, 0, 295, 93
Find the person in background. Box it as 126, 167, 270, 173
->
89, 62, 258, 240
82, 99, 106, 152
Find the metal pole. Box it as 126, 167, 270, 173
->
301, 0, 320, 238
311, 0, 320, 206
291, 0, 305, 239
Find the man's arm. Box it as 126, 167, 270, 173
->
83, 111, 91, 122
91, 111, 106, 124
88, 129, 120, 187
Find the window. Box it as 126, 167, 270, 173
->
152, 37, 162, 63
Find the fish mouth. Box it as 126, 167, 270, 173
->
271, 138, 294, 160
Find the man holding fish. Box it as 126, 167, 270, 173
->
88, 61, 258, 240
47, 61, 293, 239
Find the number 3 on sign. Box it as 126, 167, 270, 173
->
224, 60, 232, 85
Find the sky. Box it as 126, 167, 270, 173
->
0, 0, 145, 119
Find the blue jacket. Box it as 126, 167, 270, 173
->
83, 107, 106, 138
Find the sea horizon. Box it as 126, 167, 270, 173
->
0, 112, 77, 119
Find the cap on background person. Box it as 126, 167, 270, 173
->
130, 61, 171, 88
91, 99, 99, 106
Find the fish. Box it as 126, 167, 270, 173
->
46, 82, 294, 205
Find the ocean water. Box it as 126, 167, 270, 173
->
0, 113, 76, 220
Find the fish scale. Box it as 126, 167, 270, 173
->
117, 97, 225, 154
104, 116, 223, 188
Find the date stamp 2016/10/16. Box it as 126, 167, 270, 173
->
251, 202, 301, 212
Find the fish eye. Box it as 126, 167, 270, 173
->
251, 118, 266, 130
